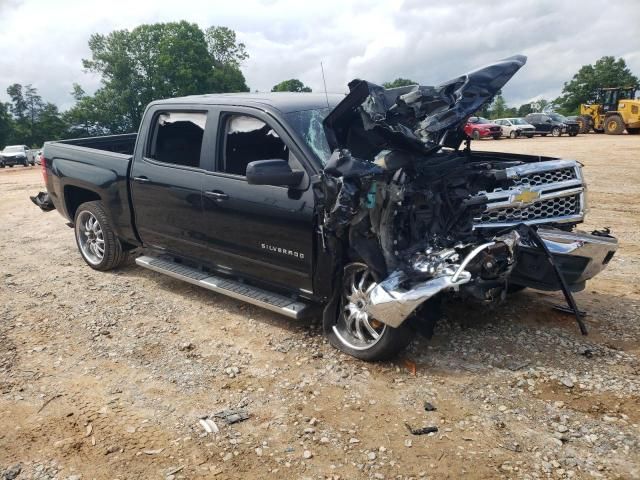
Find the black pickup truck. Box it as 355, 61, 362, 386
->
33, 55, 617, 361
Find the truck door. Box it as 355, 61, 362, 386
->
130, 107, 212, 259
199, 108, 315, 293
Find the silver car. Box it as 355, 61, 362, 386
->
1, 145, 33, 167
494, 118, 535, 138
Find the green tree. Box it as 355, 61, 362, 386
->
72, 22, 250, 134
382, 78, 418, 88
489, 95, 508, 119
7, 83, 46, 145
205, 26, 248, 67
36, 103, 68, 143
517, 103, 533, 117
7, 84, 27, 121
205, 26, 249, 93
5, 84, 68, 145
555, 56, 639, 114
0, 103, 14, 147
271, 79, 312, 93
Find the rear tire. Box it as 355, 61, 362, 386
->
472, 130, 480, 140
605, 115, 625, 135
493, 134, 501, 140
74, 201, 128, 271
325, 262, 413, 361
509, 130, 517, 139
551, 126, 561, 137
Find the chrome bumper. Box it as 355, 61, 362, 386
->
510, 227, 618, 291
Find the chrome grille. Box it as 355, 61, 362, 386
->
512, 167, 576, 187
474, 160, 585, 228
478, 195, 580, 223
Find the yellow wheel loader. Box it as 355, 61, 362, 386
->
577, 87, 640, 135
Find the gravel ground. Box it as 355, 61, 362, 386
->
0, 134, 639, 479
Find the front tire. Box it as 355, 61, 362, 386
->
74, 201, 127, 271
605, 115, 625, 135
326, 263, 412, 361
576, 116, 591, 134
627, 128, 640, 135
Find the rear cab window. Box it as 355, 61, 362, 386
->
147, 111, 207, 168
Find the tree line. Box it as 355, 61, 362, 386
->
0, 19, 637, 149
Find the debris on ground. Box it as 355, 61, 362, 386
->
213, 408, 249, 425
405, 423, 439, 435
198, 417, 219, 434
423, 401, 437, 412
2, 464, 21, 480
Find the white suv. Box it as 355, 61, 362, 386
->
494, 118, 535, 138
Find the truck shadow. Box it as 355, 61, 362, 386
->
117, 261, 321, 334
117, 261, 638, 373
409, 289, 640, 374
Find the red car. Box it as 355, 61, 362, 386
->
464, 116, 502, 140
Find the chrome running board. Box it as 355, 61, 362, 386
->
136, 255, 311, 319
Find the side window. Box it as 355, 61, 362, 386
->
219, 114, 290, 176
147, 111, 207, 168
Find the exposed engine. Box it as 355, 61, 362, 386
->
317, 54, 615, 332
319, 148, 522, 326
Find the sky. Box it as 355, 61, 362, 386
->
0, 0, 639, 111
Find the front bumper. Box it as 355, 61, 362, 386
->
509, 227, 617, 291
3, 156, 24, 166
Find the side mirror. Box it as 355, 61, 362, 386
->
246, 159, 304, 187
546, 119, 552, 123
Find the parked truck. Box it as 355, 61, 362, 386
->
32, 55, 617, 361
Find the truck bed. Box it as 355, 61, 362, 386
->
56, 133, 137, 155
42, 133, 138, 246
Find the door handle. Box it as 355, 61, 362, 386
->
204, 190, 229, 201
133, 176, 150, 184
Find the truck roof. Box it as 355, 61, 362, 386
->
152, 92, 345, 113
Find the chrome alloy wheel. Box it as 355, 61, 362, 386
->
76, 210, 105, 265
332, 263, 387, 351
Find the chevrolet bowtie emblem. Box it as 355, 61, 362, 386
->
512, 189, 541, 204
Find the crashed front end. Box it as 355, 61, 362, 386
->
318, 55, 617, 333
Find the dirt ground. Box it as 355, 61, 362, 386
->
0, 134, 638, 480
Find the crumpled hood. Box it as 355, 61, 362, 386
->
323, 55, 527, 158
